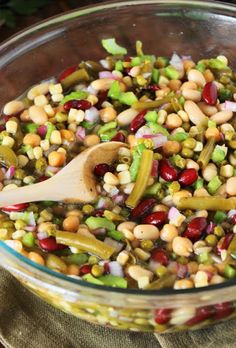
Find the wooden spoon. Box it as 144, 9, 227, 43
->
0, 142, 125, 207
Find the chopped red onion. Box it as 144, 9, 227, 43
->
168, 207, 181, 221
99, 59, 110, 69
91, 228, 106, 236
104, 237, 123, 253
169, 52, 184, 72
177, 264, 188, 278
109, 187, 119, 197
149, 260, 160, 272
45, 166, 61, 175
96, 197, 107, 209
181, 55, 192, 61
143, 133, 167, 149
206, 222, 216, 235
76, 126, 86, 141
151, 160, 158, 177
37, 231, 48, 240
108, 261, 124, 277
25, 225, 36, 232
5, 165, 15, 180
113, 194, 125, 205
84, 107, 99, 123
99, 71, 119, 80
87, 85, 98, 95
37, 125, 47, 137
135, 125, 152, 138
228, 210, 236, 218
224, 100, 236, 112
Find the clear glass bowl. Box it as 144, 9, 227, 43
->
1, 0, 236, 333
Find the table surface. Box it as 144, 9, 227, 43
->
0, 0, 236, 347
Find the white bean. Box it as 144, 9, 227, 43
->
187, 69, 206, 87
117, 108, 138, 126
184, 100, 207, 126
27, 83, 50, 100
91, 78, 114, 91
210, 110, 233, 125
202, 163, 217, 182
197, 102, 218, 116
172, 236, 193, 257
133, 224, 159, 240
128, 265, 153, 281
3, 100, 25, 115
28, 105, 48, 125
182, 89, 202, 102
226, 177, 236, 196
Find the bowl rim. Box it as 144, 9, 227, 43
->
1, 0, 236, 297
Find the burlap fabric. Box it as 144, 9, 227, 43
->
0, 268, 236, 348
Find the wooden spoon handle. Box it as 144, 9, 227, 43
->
0, 178, 60, 207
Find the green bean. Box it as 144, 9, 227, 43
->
146, 274, 176, 289
177, 197, 236, 211
126, 149, 153, 208
197, 137, 215, 168
61, 68, 89, 89
132, 96, 172, 111
56, 231, 115, 260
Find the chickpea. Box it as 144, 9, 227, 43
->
67, 264, 80, 276
205, 127, 221, 141
183, 60, 195, 72
165, 113, 182, 129
226, 177, 236, 196
28, 251, 45, 266
203, 69, 214, 82
60, 129, 75, 142
181, 81, 198, 90
162, 140, 181, 156
202, 163, 217, 182
83, 134, 100, 147
23, 133, 41, 147
168, 79, 182, 91
63, 215, 80, 232
160, 224, 178, 242
172, 236, 193, 257
48, 151, 66, 167
174, 279, 194, 289
99, 107, 117, 122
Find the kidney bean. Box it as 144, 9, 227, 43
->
92, 209, 105, 217
63, 99, 91, 111
151, 248, 169, 266
145, 84, 160, 91
58, 65, 77, 82
213, 302, 234, 320
130, 110, 147, 133
231, 214, 236, 225
216, 233, 234, 255
130, 198, 156, 219
159, 159, 178, 182
1, 203, 29, 212
143, 211, 167, 226
202, 81, 217, 106
178, 168, 198, 187
94, 163, 114, 177
111, 132, 126, 142
154, 308, 172, 324
96, 90, 108, 109
186, 305, 215, 326
182, 217, 207, 242
80, 265, 92, 275
39, 237, 67, 252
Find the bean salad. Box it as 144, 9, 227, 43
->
1, 38, 236, 291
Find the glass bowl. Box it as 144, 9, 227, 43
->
1, 0, 236, 333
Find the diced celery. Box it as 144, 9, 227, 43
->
97, 121, 117, 135
65, 253, 89, 265
115, 60, 124, 71
24, 123, 38, 134
207, 175, 222, 195
218, 88, 232, 102
107, 230, 124, 241
144, 182, 162, 196
85, 216, 115, 231
148, 122, 169, 136
208, 58, 227, 70
98, 274, 127, 288
194, 178, 204, 189
214, 211, 227, 224
169, 132, 188, 142
208, 120, 217, 128
164, 66, 179, 80
211, 145, 227, 163
100, 129, 117, 142
156, 56, 169, 68
119, 92, 138, 106
131, 56, 142, 67
108, 80, 121, 99
83, 274, 104, 285
101, 38, 127, 55
60, 91, 88, 104
81, 121, 95, 129
195, 63, 206, 72
130, 150, 141, 181
144, 111, 158, 123
22, 232, 35, 248
45, 123, 56, 140
152, 68, 160, 83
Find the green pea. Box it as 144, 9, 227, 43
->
181, 147, 194, 158
15, 219, 26, 230
55, 112, 68, 123
14, 169, 25, 180
182, 138, 197, 149
224, 264, 236, 279
35, 157, 47, 172
205, 234, 218, 246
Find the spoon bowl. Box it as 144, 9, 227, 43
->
0, 142, 125, 207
